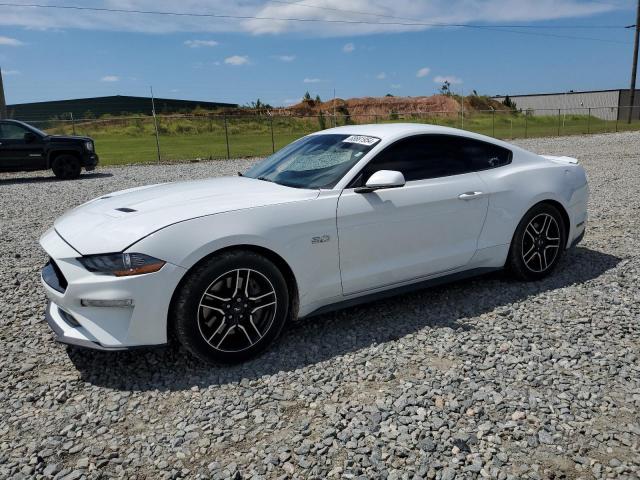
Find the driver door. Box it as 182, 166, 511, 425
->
337, 134, 489, 295
0, 122, 45, 170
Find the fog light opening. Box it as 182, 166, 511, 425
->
80, 299, 135, 308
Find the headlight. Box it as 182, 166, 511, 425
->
78, 253, 165, 276
84, 141, 94, 151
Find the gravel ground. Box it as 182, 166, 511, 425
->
1, 131, 639, 480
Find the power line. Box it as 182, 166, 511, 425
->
0, 1, 632, 44
268, 0, 627, 29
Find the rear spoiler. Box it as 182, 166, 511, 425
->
541, 155, 579, 165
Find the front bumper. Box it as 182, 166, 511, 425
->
40, 228, 186, 350
82, 152, 99, 171
45, 301, 130, 350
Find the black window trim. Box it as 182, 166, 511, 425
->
346, 133, 513, 188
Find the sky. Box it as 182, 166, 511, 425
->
0, 0, 638, 107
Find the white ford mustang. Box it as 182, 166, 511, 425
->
40, 124, 589, 363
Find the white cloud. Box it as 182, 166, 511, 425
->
376, 72, 387, 80
100, 75, 120, 82
2, 69, 20, 75
224, 55, 249, 65
274, 54, 296, 62
283, 98, 298, 105
184, 39, 218, 48
0, 36, 23, 46
303, 78, 322, 83
0, 1, 621, 36
416, 67, 431, 78
391, 84, 402, 89
243, 0, 616, 36
434, 75, 463, 84
342, 42, 355, 53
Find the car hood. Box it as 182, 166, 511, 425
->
48, 135, 93, 142
54, 176, 319, 255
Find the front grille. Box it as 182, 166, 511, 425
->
42, 258, 68, 293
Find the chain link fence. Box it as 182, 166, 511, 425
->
16, 106, 640, 166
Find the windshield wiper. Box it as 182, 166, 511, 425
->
256, 176, 275, 183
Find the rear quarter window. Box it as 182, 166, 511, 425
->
460, 138, 512, 170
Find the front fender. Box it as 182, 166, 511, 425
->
46, 147, 84, 167
127, 196, 343, 313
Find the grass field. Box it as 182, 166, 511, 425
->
43, 111, 640, 165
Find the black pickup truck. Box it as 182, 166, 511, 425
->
0, 119, 99, 179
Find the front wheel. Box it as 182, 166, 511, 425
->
52, 154, 81, 180
508, 203, 567, 281
172, 250, 290, 364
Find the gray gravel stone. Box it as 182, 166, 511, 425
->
1, 132, 639, 479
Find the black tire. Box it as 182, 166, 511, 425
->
172, 250, 290, 364
507, 203, 567, 281
52, 154, 82, 180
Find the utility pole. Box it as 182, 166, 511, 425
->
0, 67, 7, 119
627, 0, 640, 123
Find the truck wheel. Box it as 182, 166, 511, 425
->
52, 155, 81, 180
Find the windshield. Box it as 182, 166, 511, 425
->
244, 134, 380, 189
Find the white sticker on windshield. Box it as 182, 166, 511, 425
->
342, 135, 380, 146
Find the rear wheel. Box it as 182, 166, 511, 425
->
508, 203, 567, 281
172, 250, 290, 364
52, 154, 81, 180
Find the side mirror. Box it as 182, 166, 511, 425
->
355, 170, 405, 193
24, 132, 37, 144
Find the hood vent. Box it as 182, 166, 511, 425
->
115, 207, 137, 213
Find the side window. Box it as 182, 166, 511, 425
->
0, 123, 29, 141
460, 138, 512, 170
359, 135, 474, 183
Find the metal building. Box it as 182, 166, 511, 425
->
6, 95, 238, 121
493, 89, 640, 121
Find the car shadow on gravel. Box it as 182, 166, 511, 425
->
67, 246, 620, 391
0, 172, 113, 185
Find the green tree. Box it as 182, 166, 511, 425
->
303, 91, 312, 101
503, 95, 517, 110
439, 80, 451, 96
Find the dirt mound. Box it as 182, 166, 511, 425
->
279, 94, 507, 121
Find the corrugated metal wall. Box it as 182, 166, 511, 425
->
493, 91, 620, 121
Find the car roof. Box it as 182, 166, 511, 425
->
310, 122, 516, 149
0, 119, 29, 127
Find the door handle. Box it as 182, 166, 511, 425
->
458, 191, 484, 200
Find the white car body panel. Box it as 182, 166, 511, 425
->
40, 123, 589, 350
337, 172, 488, 294
54, 177, 319, 255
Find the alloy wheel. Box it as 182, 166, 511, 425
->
521, 213, 561, 273
197, 269, 277, 353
